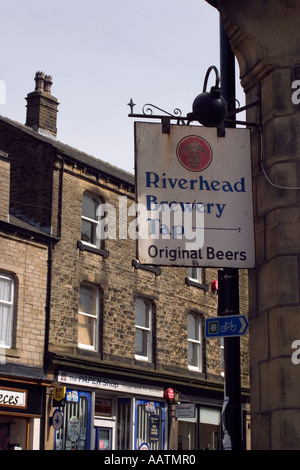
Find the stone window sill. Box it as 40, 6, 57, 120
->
185, 277, 209, 291
132, 259, 161, 276
77, 241, 109, 258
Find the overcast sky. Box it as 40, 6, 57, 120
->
1, 0, 244, 174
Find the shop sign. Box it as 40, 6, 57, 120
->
135, 123, 255, 268
175, 403, 196, 419
149, 415, 160, 442
53, 385, 66, 402
68, 416, 80, 442
139, 442, 149, 450
66, 390, 79, 402
52, 409, 63, 430
58, 371, 164, 398
145, 401, 156, 412
0, 386, 27, 409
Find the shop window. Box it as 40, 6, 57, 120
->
0, 417, 27, 450
78, 283, 100, 350
199, 407, 221, 450
0, 272, 15, 349
178, 406, 221, 450
188, 312, 203, 371
117, 398, 131, 450
95, 398, 112, 417
81, 193, 103, 248
135, 298, 153, 361
178, 419, 196, 450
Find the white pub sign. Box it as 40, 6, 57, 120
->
135, 122, 255, 268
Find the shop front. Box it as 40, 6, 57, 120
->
0, 379, 45, 450
50, 370, 250, 450
176, 403, 222, 450
51, 370, 167, 450
174, 391, 250, 450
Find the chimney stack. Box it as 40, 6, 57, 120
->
0, 151, 10, 222
25, 71, 59, 138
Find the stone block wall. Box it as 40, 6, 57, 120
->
0, 232, 48, 367
0, 148, 49, 368
0, 122, 56, 234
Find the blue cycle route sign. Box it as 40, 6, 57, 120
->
205, 315, 249, 338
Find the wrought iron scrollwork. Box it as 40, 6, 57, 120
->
127, 94, 259, 134
127, 99, 191, 134
141, 103, 182, 118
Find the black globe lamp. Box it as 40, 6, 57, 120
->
191, 66, 228, 127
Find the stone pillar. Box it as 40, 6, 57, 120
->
206, 0, 300, 450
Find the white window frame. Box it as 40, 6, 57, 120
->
78, 284, 100, 351
81, 193, 102, 248
135, 298, 152, 362
220, 338, 225, 377
187, 267, 202, 284
0, 273, 14, 349
188, 312, 202, 372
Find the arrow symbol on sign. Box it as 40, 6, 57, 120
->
239, 316, 248, 334
205, 315, 249, 338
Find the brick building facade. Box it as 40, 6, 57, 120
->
0, 151, 57, 449
0, 73, 250, 450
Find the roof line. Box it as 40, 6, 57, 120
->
0, 114, 135, 189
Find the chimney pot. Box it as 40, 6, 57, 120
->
35, 71, 45, 91
44, 75, 53, 93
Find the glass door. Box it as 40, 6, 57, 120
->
95, 427, 112, 450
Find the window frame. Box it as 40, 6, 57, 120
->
81, 193, 103, 249
220, 337, 225, 377
0, 272, 15, 349
135, 298, 153, 362
187, 267, 202, 283
185, 267, 209, 292
78, 283, 100, 351
187, 312, 203, 372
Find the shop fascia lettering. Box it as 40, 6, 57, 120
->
0, 387, 27, 408
58, 371, 164, 398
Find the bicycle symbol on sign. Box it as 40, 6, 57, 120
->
221, 320, 237, 333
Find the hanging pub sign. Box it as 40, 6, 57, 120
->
135, 122, 255, 268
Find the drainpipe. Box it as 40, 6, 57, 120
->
41, 155, 63, 449
43, 155, 63, 371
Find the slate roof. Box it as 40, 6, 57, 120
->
0, 114, 135, 189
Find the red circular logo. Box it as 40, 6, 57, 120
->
176, 135, 212, 171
